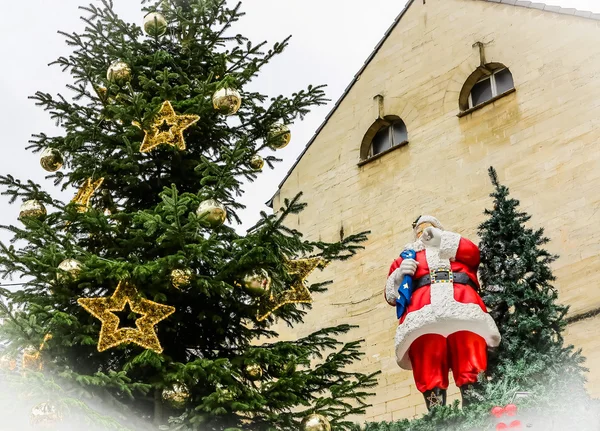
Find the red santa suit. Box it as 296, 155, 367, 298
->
385, 223, 501, 393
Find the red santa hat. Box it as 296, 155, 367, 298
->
412, 215, 444, 239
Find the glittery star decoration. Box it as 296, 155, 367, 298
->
72, 178, 104, 213
22, 333, 52, 372
256, 257, 328, 322
426, 392, 443, 408
134, 101, 199, 153
78, 281, 175, 353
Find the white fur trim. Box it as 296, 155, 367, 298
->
439, 231, 461, 261
403, 239, 425, 252
385, 268, 402, 306
394, 282, 501, 370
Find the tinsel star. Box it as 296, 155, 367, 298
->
78, 281, 175, 353
134, 101, 199, 153
426, 391, 443, 408
72, 178, 104, 213
257, 257, 328, 322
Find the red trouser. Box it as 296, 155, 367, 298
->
408, 331, 487, 393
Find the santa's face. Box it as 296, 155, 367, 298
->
415, 222, 434, 239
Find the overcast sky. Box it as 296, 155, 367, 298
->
1, 0, 599, 249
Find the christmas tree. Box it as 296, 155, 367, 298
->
0, 1, 377, 429
361, 167, 598, 431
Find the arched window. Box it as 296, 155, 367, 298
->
459, 63, 515, 112
360, 116, 408, 161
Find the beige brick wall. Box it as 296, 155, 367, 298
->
272, 0, 600, 422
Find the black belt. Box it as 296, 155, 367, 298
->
414, 270, 478, 291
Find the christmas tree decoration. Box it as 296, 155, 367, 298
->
212, 87, 242, 115
134, 101, 200, 153
30, 402, 61, 428
0, 354, 17, 371
162, 384, 190, 407
106, 60, 131, 86
57, 258, 82, 280
171, 268, 192, 289
22, 347, 43, 371
39, 148, 64, 172
143, 12, 167, 37
71, 177, 104, 213
249, 155, 265, 171
300, 414, 331, 431
243, 269, 271, 296
257, 257, 327, 322
19, 200, 47, 220
196, 199, 227, 228
77, 280, 176, 353
268, 123, 291, 150
22, 333, 53, 372
268, 359, 296, 378
244, 363, 263, 381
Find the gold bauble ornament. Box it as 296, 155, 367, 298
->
243, 269, 271, 296
250, 155, 265, 171
171, 268, 192, 289
245, 363, 263, 381
30, 402, 61, 428
19, 200, 47, 220
268, 123, 291, 149
143, 12, 168, 37
162, 384, 190, 407
301, 414, 331, 431
107, 61, 132, 86
57, 258, 82, 281
212, 87, 242, 115
39, 148, 64, 172
196, 199, 227, 228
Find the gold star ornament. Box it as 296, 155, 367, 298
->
134, 101, 199, 153
257, 257, 328, 322
72, 178, 104, 212
78, 281, 175, 353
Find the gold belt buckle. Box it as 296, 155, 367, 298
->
430, 268, 453, 284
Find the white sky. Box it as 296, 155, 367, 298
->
1, 0, 599, 247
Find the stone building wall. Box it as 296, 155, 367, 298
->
271, 0, 600, 421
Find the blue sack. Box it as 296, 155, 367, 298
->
396, 249, 416, 319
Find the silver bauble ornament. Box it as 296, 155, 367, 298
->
212, 87, 242, 115
196, 199, 227, 228
19, 200, 46, 220
30, 402, 62, 428
243, 269, 271, 296
143, 12, 168, 37
245, 363, 263, 381
107, 61, 132, 86
250, 155, 265, 171
301, 414, 331, 431
39, 148, 64, 172
268, 123, 291, 149
57, 258, 82, 281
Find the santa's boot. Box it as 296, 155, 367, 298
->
459, 382, 482, 408
423, 387, 447, 410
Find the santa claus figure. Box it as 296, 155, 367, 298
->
384, 215, 501, 410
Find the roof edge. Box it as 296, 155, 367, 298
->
269, 0, 600, 206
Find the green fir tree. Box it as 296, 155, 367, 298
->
0, 1, 378, 429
